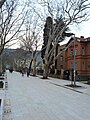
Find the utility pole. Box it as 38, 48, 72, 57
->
73, 35, 76, 86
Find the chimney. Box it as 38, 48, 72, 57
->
80, 36, 84, 40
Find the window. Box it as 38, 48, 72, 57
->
82, 59, 84, 65
70, 49, 73, 56
88, 65, 90, 68
60, 55, 63, 61
60, 65, 63, 69
88, 62, 90, 68
70, 49, 77, 56
82, 47, 85, 55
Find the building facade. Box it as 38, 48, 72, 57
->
64, 36, 90, 80
55, 36, 90, 80
56, 44, 66, 71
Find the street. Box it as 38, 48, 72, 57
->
2, 71, 90, 120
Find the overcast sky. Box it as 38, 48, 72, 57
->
10, 0, 90, 48
69, 20, 90, 38
60, 19, 90, 45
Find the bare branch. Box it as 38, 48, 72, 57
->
0, 0, 27, 55
0, 0, 6, 8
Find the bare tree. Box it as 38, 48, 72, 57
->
19, 9, 43, 76
0, 0, 27, 72
0, 0, 27, 55
39, 0, 90, 80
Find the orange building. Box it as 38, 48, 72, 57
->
64, 36, 90, 80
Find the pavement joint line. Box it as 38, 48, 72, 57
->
48, 81, 89, 95
2, 98, 13, 120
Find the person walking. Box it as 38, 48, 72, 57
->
27, 69, 29, 77
22, 69, 24, 76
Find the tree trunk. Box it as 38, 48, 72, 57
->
70, 70, 73, 85
55, 69, 57, 74
28, 59, 33, 75
43, 64, 49, 79
32, 58, 36, 76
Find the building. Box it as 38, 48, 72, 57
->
56, 44, 66, 71
64, 36, 90, 80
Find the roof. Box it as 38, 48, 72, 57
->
65, 36, 90, 50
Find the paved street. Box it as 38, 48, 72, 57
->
2, 71, 90, 120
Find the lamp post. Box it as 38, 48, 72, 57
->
73, 35, 76, 86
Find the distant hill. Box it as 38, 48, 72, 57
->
3, 48, 42, 63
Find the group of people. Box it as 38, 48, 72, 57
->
21, 69, 29, 77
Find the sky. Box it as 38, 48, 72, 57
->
11, 20, 90, 49
70, 21, 90, 38
10, 0, 90, 48
10, 18, 90, 49
60, 20, 90, 45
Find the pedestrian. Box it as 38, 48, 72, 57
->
22, 70, 24, 76
27, 70, 29, 77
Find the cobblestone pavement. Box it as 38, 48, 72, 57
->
3, 71, 90, 120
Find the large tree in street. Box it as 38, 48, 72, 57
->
41, 16, 53, 78
39, 0, 90, 81
54, 16, 74, 75
41, 16, 73, 78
